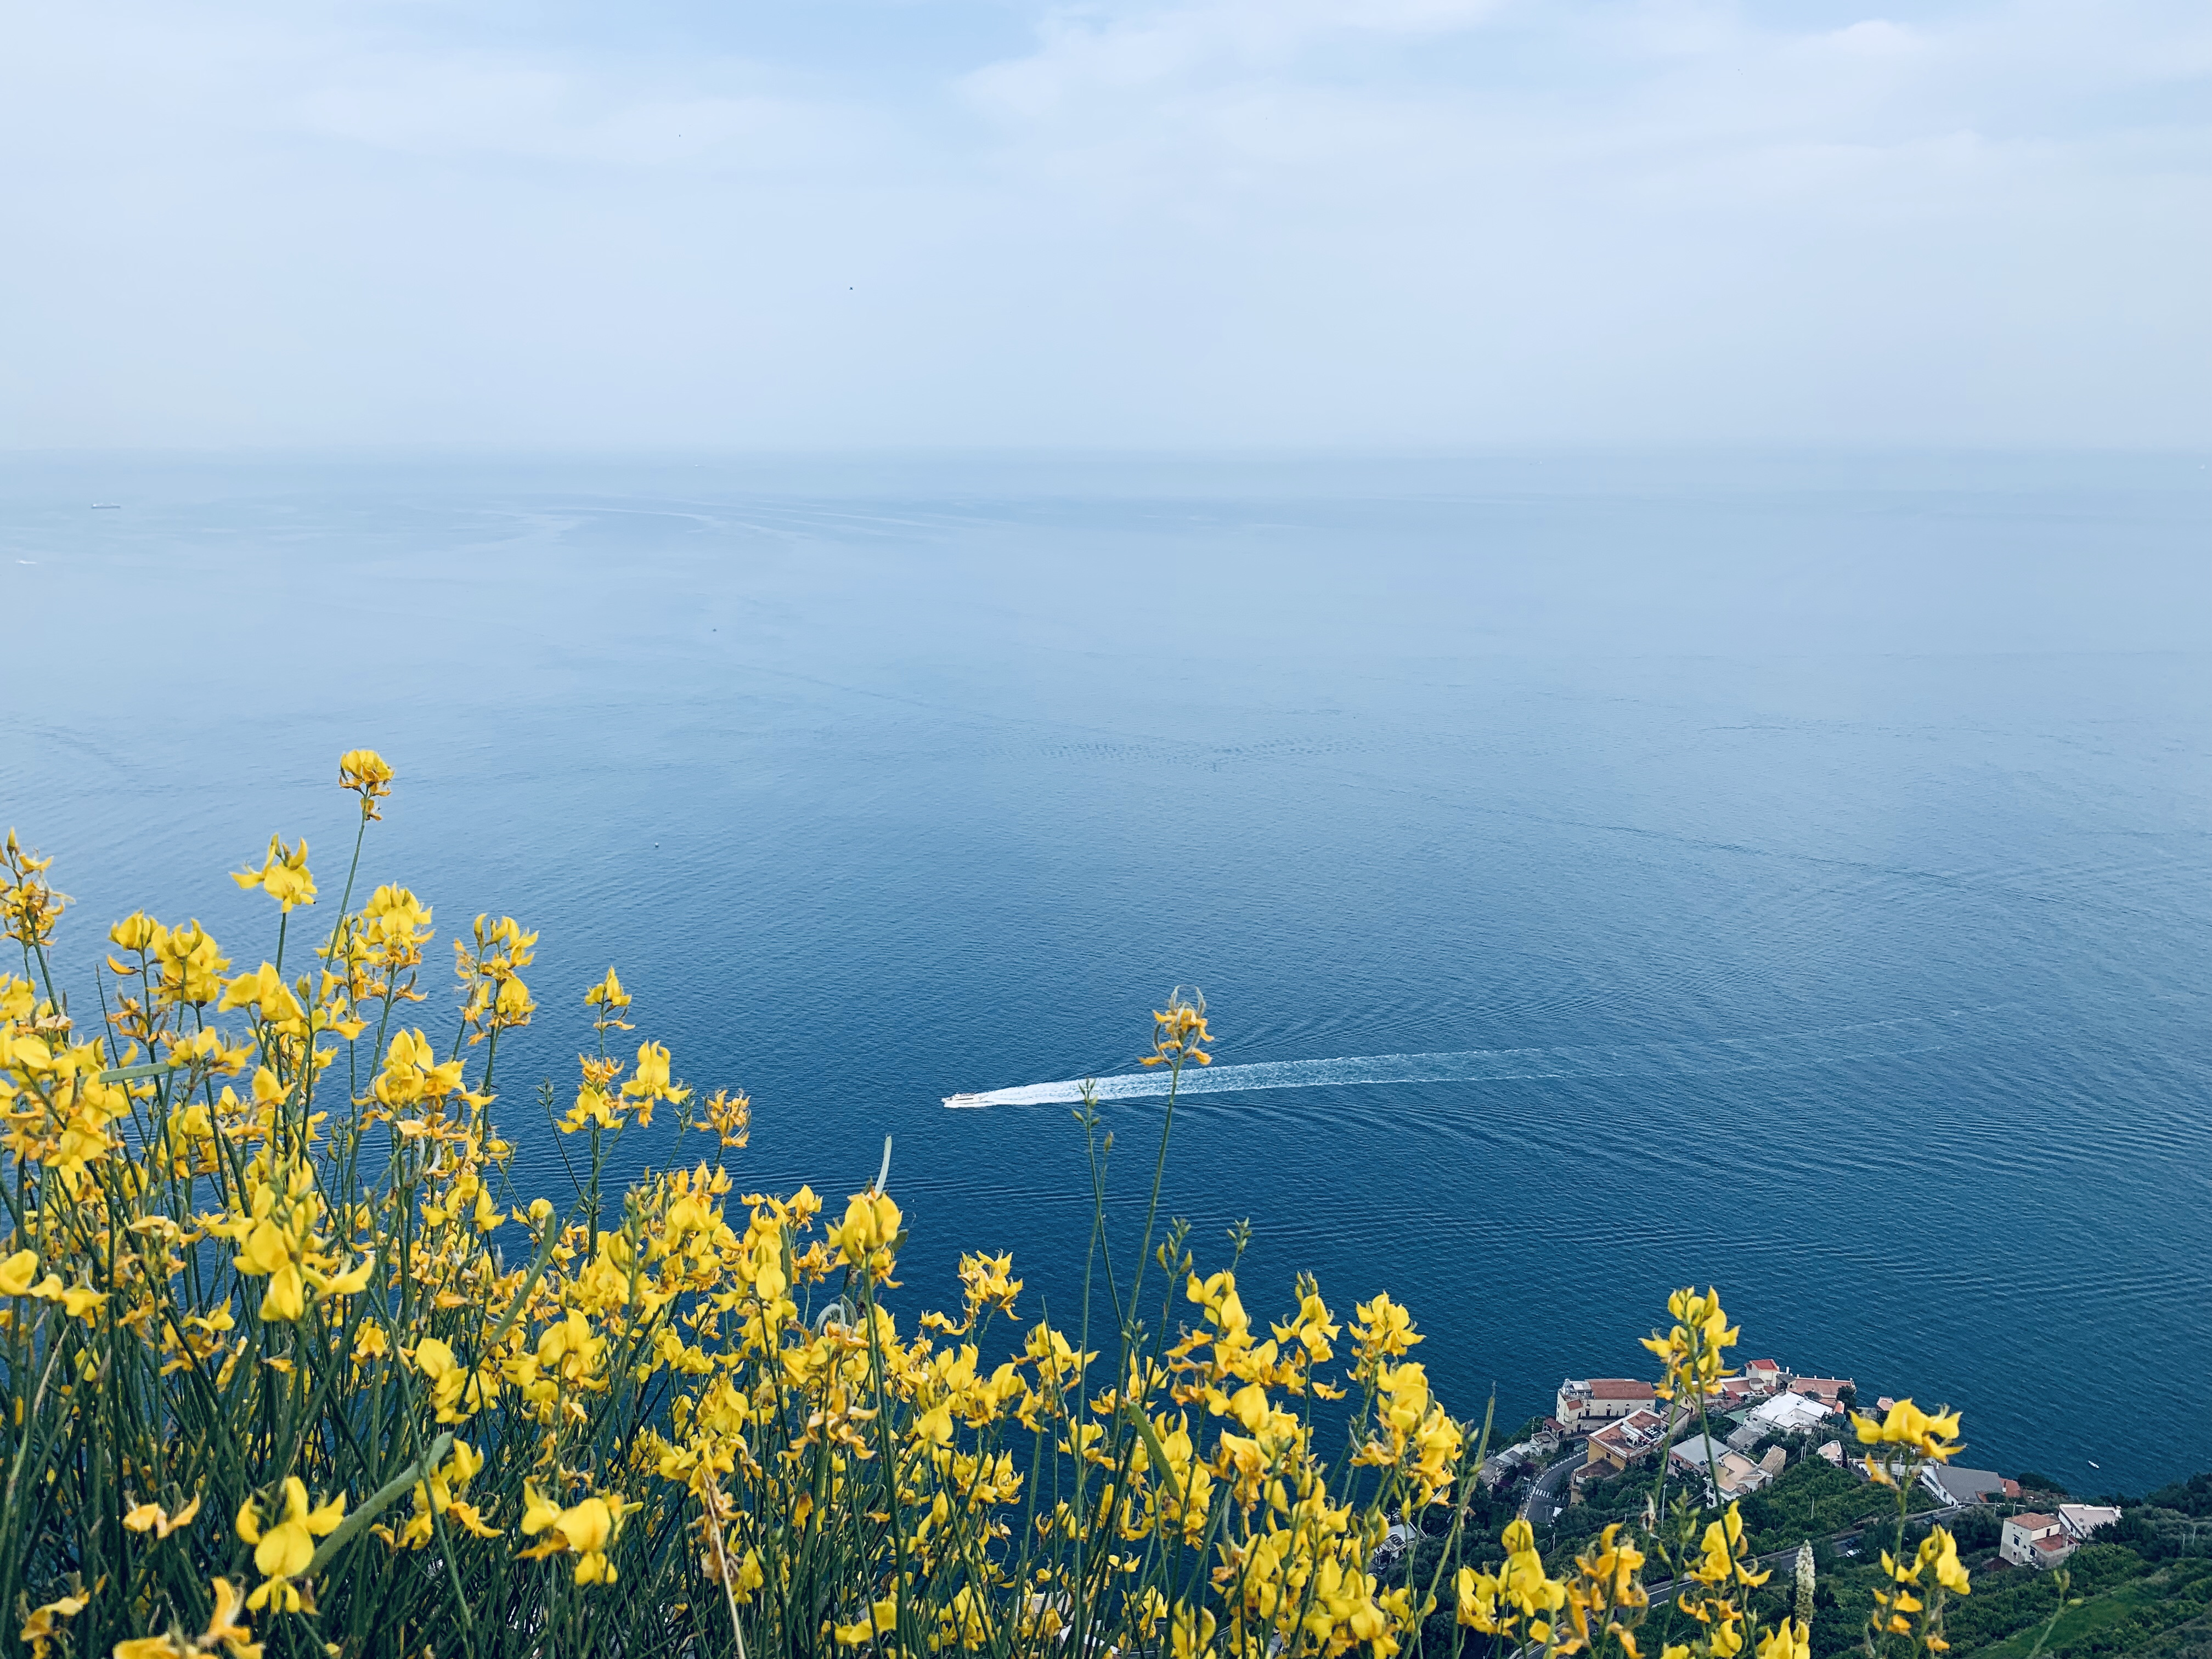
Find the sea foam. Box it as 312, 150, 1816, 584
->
942, 1009, 1988, 1108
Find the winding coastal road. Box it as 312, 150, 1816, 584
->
1522, 1446, 1587, 1525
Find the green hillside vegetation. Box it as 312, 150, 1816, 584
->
1523, 1447, 2212, 1659
1545, 1453, 1931, 1567
1693, 1521, 2212, 1659
1736, 1458, 1938, 1554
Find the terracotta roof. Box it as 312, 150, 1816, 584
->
1587, 1379, 1657, 1400
2033, 1536, 2073, 1556
1746, 1359, 1781, 1371
2010, 1513, 2058, 1531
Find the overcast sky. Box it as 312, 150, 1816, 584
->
3, 0, 2207, 450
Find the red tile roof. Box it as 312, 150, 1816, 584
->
1587, 1379, 1657, 1400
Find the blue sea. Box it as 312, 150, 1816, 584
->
3, 450, 2207, 1497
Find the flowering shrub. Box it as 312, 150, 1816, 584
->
1, 755, 1976, 1659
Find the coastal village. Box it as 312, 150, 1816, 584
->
1430, 1360, 2212, 1659
1474, 1359, 2123, 1573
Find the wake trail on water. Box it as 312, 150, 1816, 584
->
942, 1008, 1994, 1109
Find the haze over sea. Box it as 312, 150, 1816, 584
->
4, 450, 2207, 1497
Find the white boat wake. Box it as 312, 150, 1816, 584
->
942, 1009, 1988, 1109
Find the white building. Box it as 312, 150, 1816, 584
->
1556, 1378, 1660, 1433
2002, 1513, 2076, 1570
1743, 1359, 1785, 1396
2059, 1505, 2121, 1542
1746, 1391, 1832, 1436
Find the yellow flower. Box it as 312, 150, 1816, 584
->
1565, 1519, 1649, 1644
958, 1250, 1023, 1322
1, 832, 67, 949
1640, 1286, 1737, 1401
1852, 1398, 1965, 1464
619, 1040, 690, 1121
446, 1500, 503, 1539
19, 1592, 86, 1659
584, 968, 632, 1018
216, 964, 306, 1033
1690, 1504, 1771, 1590
558, 1498, 613, 1554
834, 1596, 900, 1646
833, 1190, 902, 1274
1141, 988, 1216, 1067
1916, 1527, 1972, 1595
1457, 1515, 1570, 1638
916, 1402, 956, 1446
0, 1250, 40, 1296
561, 1498, 619, 1583
338, 750, 394, 819
1169, 1606, 1217, 1659
520, 1481, 563, 1541
308, 1255, 374, 1297
123, 1493, 203, 1538
1457, 1566, 1501, 1630
198, 1576, 262, 1659
693, 1086, 753, 1149
1757, 1618, 1810, 1659
59, 1282, 106, 1319
1351, 1291, 1422, 1363
232, 836, 316, 912
109, 910, 164, 955
259, 1262, 305, 1323
414, 1336, 494, 1421
517, 1488, 626, 1582
238, 1476, 345, 1579
153, 920, 230, 1006
369, 1027, 466, 1113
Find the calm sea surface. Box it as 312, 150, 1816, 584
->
3, 452, 2207, 1495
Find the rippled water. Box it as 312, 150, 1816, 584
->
4, 451, 2207, 1495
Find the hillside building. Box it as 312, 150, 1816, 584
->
1920, 1466, 2015, 1507
2002, 1513, 2076, 1570
1669, 1436, 1774, 1502
2059, 1505, 2121, 1541
1556, 1378, 1659, 1433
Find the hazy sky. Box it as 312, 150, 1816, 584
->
4, 0, 2207, 450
